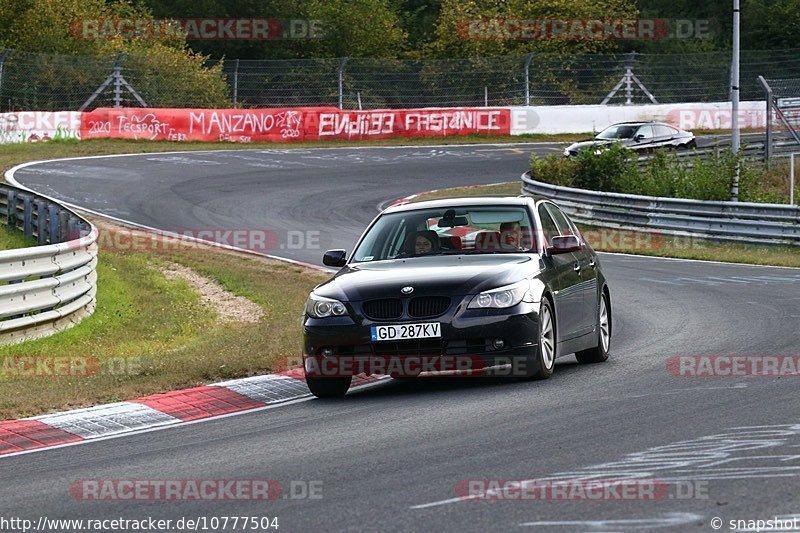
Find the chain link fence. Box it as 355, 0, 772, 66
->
1, 48, 800, 111
759, 76, 800, 166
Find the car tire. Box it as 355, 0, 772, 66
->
575, 291, 611, 364
524, 299, 556, 380
306, 375, 352, 398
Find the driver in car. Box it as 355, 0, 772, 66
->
500, 221, 526, 251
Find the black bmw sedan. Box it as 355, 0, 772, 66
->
302, 197, 611, 398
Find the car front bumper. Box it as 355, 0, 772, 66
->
302, 300, 541, 377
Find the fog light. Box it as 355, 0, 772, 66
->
492, 339, 505, 350
321, 347, 335, 356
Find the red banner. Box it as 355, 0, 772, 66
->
80, 107, 511, 143
307, 108, 511, 139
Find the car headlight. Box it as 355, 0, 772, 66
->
563, 148, 571, 156
306, 293, 348, 318
468, 280, 531, 309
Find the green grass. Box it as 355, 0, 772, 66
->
0, 227, 37, 250
0, 224, 327, 419
409, 181, 800, 268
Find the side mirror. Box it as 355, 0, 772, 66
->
548, 235, 581, 255
633, 134, 644, 142
323, 249, 347, 267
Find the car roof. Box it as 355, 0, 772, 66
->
606, 121, 674, 127
383, 196, 540, 214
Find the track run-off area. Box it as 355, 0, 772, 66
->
3, 141, 800, 532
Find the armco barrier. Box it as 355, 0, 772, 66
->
0, 185, 97, 344
521, 171, 800, 245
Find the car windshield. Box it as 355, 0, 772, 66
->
351, 206, 537, 262
596, 125, 639, 139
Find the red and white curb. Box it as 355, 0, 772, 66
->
0, 372, 387, 457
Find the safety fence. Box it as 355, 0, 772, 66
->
1, 48, 800, 110
0, 184, 97, 344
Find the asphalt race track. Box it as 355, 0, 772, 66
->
3, 140, 800, 532
12, 144, 560, 266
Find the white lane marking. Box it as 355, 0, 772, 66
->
589, 384, 747, 401
600, 251, 800, 271
411, 423, 800, 509
706, 276, 752, 283
519, 512, 702, 530
639, 274, 800, 286
145, 156, 223, 165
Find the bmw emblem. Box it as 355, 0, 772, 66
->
401, 286, 414, 295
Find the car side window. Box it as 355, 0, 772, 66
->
636, 125, 654, 139
537, 205, 561, 246
655, 125, 672, 137
544, 203, 575, 237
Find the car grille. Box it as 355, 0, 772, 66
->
326, 339, 490, 358
362, 298, 403, 320
371, 339, 444, 357
444, 338, 488, 355
408, 296, 451, 318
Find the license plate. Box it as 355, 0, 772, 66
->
371, 323, 441, 342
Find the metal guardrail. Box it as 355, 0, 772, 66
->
0, 184, 97, 344
635, 138, 799, 168
521, 172, 800, 245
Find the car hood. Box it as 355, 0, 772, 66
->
314, 254, 543, 301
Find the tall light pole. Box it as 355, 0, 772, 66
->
730, 0, 741, 201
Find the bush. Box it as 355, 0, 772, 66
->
530, 145, 792, 204
572, 143, 638, 193
529, 153, 577, 187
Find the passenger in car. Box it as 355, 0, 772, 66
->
403, 230, 441, 256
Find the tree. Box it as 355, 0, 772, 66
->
425, 0, 640, 58
0, 0, 230, 109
